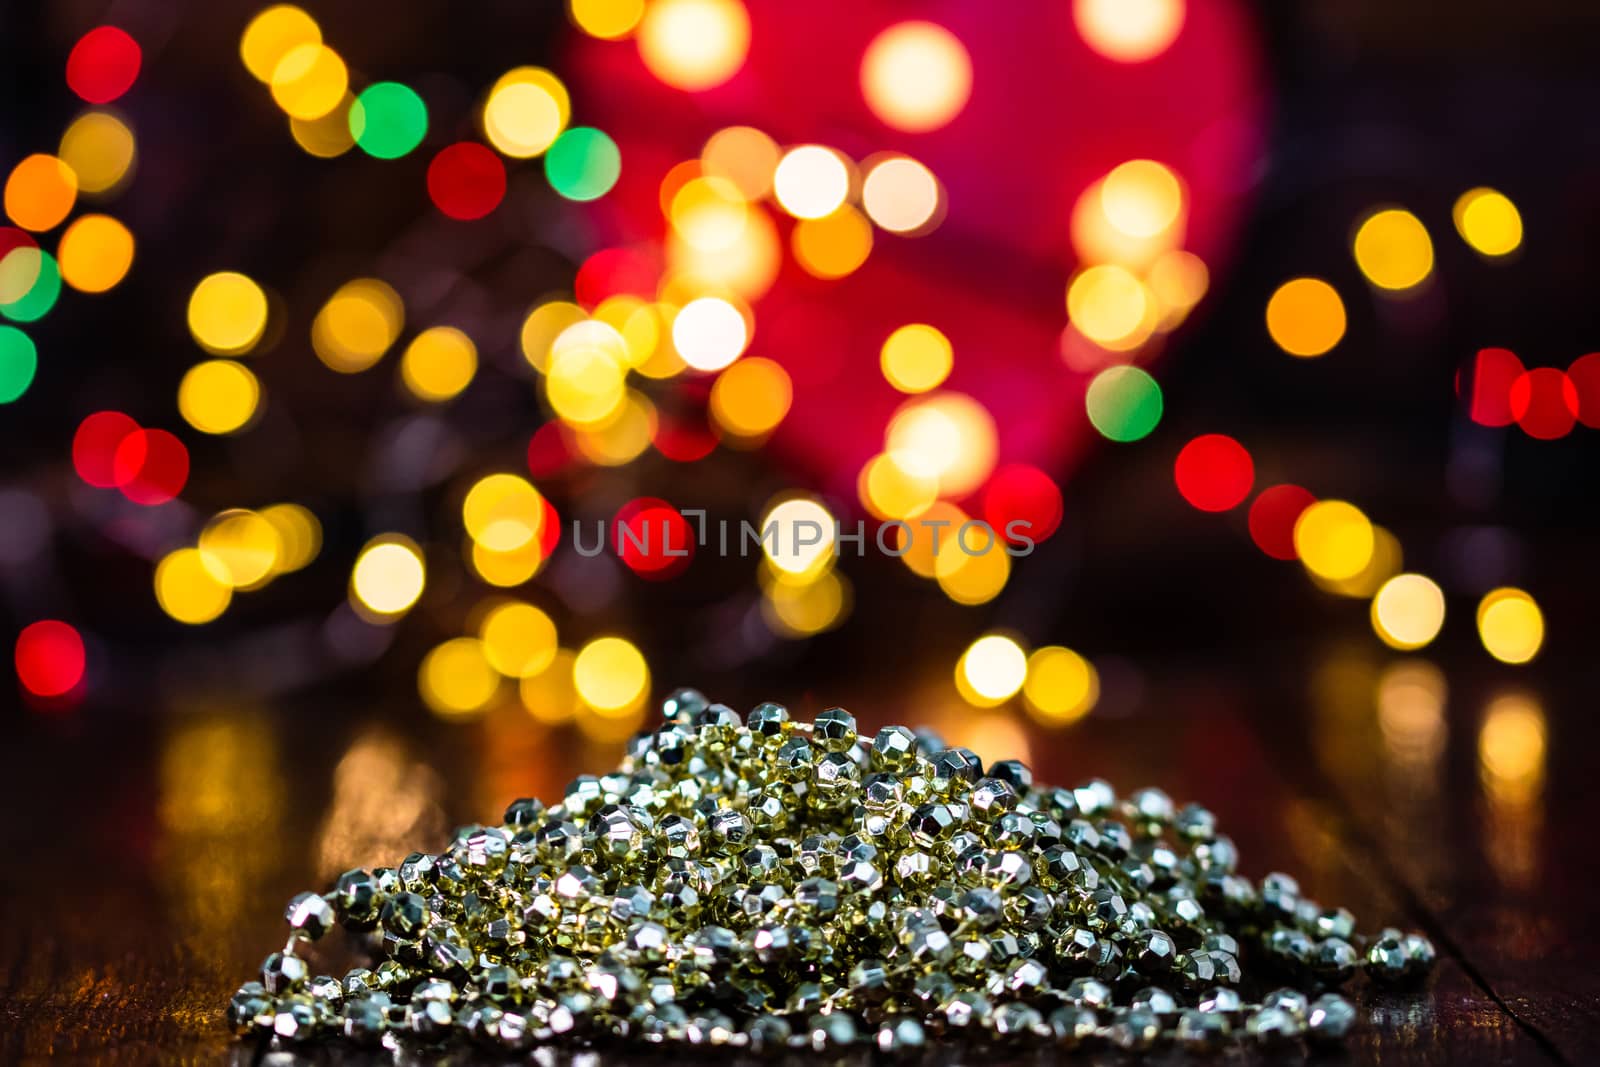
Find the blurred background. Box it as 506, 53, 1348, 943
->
1, 0, 1598, 1056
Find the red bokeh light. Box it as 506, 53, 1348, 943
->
65, 26, 141, 104
72, 410, 141, 488
1460, 347, 1524, 427
1566, 352, 1600, 430
982, 464, 1063, 545
15, 619, 86, 698
539, 496, 562, 558
574, 247, 661, 309
527, 422, 576, 478
0, 227, 38, 263
112, 428, 190, 505
1248, 483, 1316, 560
427, 143, 507, 220
653, 415, 718, 462
1508, 367, 1579, 440
1174, 434, 1254, 512
613, 498, 693, 580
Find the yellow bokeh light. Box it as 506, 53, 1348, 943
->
1067, 263, 1155, 351
880, 323, 952, 394
896, 501, 967, 578
1294, 500, 1375, 583
885, 391, 998, 497
710, 357, 791, 439
199, 509, 283, 589
471, 538, 547, 588
1074, 0, 1185, 62
4, 154, 78, 233
547, 343, 627, 426
1023, 646, 1099, 726
270, 43, 349, 121
667, 208, 782, 301
479, 601, 559, 678
59, 111, 136, 195
401, 326, 477, 402
0, 244, 41, 306
259, 503, 321, 574
57, 214, 135, 293
1147, 249, 1209, 328
957, 635, 1028, 707
520, 649, 578, 724
1371, 573, 1446, 651
483, 68, 570, 159
570, 0, 646, 39
1479, 693, 1545, 805
574, 388, 657, 466
1265, 277, 1345, 358
350, 536, 426, 618
1453, 187, 1522, 258
520, 300, 587, 373
463, 474, 545, 553
762, 569, 849, 638
241, 5, 321, 82
312, 278, 404, 373
1101, 159, 1184, 240
637, 0, 750, 92
701, 126, 779, 201
862, 156, 942, 235
573, 636, 650, 714
762, 497, 836, 581
418, 638, 500, 720
772, 145, 850, 221
670, 175, 749, 253
289, 95, 356, 158
188, 272, 269, 355
858, 451, 938, 521
1477, 588, 1544, 665
935, 532, 1010, 605
792, 205, 873, 279
1314, 524, 1401, 599
178, 359, 262, 435
859, 21, 972, 133
672, 296, 749, 372
1353, 208, 1434, 291
154, 547, 233, 624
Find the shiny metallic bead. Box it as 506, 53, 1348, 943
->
1176, 1007, 1230, 1051
1314, 906, 1357, 941
1198, 985, 1243, 1015
969, 777, 1018, 816
746, 702, 788, 737
1311, 936, 1359, 984
380, 891, 428, 939
398, 851, 436, 891
661, 687, 708, 724
1063, 976, 1113, 1010
228, 983, 273, 1034
876, 1016, 926, 1052
931, 747, 983, 792
1262, 987, 1310, 1020
813, 707, 858, 751
1308, 992, 1358, 1042
992, 1002, 1047, 1040
342, 995, 388, 1044
1129, 986, 1179, 1018
1259, 871, 1300, 919
1046, 1004, 1098, 1048
1130, 929, 1176, 973
271, 993, 321, 1041
743, 1013, 792, 1053
332, 869, 382, 931
808, 1011, 860, 1049
1108, 1007, 1161, 1050
1246, 1005, 1304, 1044
260, 951, 308, 994
285, 891, 335, 941
1403, 933, 1437, 976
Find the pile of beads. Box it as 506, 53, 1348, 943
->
231, 692, 1435, 1054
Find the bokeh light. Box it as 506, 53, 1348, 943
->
312, 278, 403, 372
188, 272, 269, 355
259, 503, 321, 574
1248, 484, 1316, 560
1084, 365, 1163, 442
762, 569, 850, 638
0, 326, 38, 404
1173, 433, 1254, 512
290, 96, 357, 157
710, 357, 791, 439
1022, 645, 1098, 726
1353, 208, 1434, 291
1068, 264, 1154, 350
1100, 159, 1183, 240
1462, 346, 1524, 427
1371, 573, 1446, 651
570, 0, 646, 39
419, 638, 499, 719
1073, 0, 1185, 62
350, 536, 426, 618
155, 548, 233, 624
464, 474, 546, 553
199, 509, 283, 589
66, 26, 142, 105
672, 296, 748, 371
701, 126, 778, 200
762, 497, 836, 580
544, 128, 621, 202
428, 143, 507, 219
270, 43, 349, 121
520, 649, 579, 725
574, 636, 650, 714
885, 392, 998, 497
1294, 500, 1375, 582
5, 155, 78, 232
861, 156, 942, 235
480, 602, 559, 678
859, 22, 972, 133
1453, 187, 1522, 258
547, 342, 627, 426
1477, 588, 1544, 665
983, 465, 1064, 545
792, 206, 873, 279
240, 5, 321, 83
1315, 524, 1400, 599
669, 176, 749, 253
880, 323, 952, 394
72, 410, 140, 487
178, 359, 262, 435
934, 532, 1010, 605
483, 68, 569, 159
1568, 352, 1600, 430
636, 0, 750, 91
0, 249, 60, 323
349, 82, 428, 159
59, 111, 136, 194
858, 451, 938, 521
401, 326, 477, 402
15, 620, 86, 698
57, 214, 135, 293
613, 498, 693, 579
113, 429, 189, 505
1508, 367, 1579, 440
957, 634, 1027, 706
1266, 277, 1345, 357
773, 146, 850, 220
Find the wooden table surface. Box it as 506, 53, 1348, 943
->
1, 652, 1593, 1065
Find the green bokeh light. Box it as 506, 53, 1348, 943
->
0, 251, 61, 324
544, 127, 620, 202
1085, 365, 1163, 442
0, 325, 38, 403
349, 82, 428, 160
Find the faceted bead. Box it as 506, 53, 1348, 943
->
876, 1016, 926, 1052
930, 748, 984, 793
1311, 936, 1359, 983
331, 869, 382, 931
1308, 992, 1358, 1042
271, 993, 321, 1041
1046, 1005, 1098, 1048
1246, 1005, 1304, 1044
1314, 906, 1357, 941
228, 983, 274, 1034
380, 892, 428, 939
1063, 976, 1112, 1010
1130, 985, 1179, 1018
503, 796, 546, 828
261, 951, 308, 994
813, 707, 858, 751
1198, 985, 1243, 1014
285, 891, 335, 940
746, 702, 788, 737
992, 1002, 1047, 1040
1131, 929, 1177, 973
342, 995, 389, 1044
661, 687, 708, 724
1108, 1007, 1161, 1051
1262, 987, 1310, 1020
1177, 1007, 1230, 1051
808, 1011, 860, 1049
969, 777, 1018, 816
1259, 872, 1300, 919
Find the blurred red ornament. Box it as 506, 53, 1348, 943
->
15, 619, 85, 698
1174, 433, 1254, 512
1248, 483, 1315, 561
427, 143, 506, 220
66, 26, 141, 104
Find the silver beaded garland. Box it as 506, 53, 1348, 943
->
231, 692, 1435, 1053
